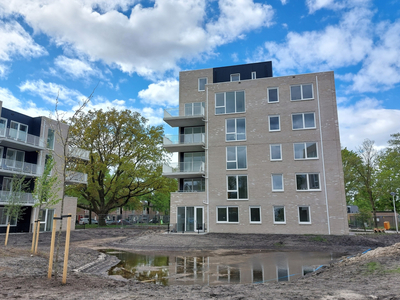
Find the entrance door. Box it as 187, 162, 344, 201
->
177, 206, 204, 232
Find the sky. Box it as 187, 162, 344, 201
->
0, 0, 399, 151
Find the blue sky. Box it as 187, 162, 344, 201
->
0, 0, 399, 150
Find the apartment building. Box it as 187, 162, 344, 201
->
163, 61, 348, 235
0, 101, 88, 233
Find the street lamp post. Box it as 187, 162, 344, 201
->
390, 192, 399, 233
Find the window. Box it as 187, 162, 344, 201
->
198, 78, 207, 91
183, 153, 205, 172
298, 206, 311, 223
291, 84, 313, 101
47, 129, 55, 149
251, 72, 256, 80
215, 91, 245, 115
270, 144, 282, 161
296, 173, 320, 190
230, 74, 240, 82
185, 102, 205, 116
182, 126, 205, 143
274, 206, 286, 224
183, 178, 205, 192
271, 174, 284, 191
217, 206, 239, 223
5, 149, 24, 169
10, 121, 28, 142
226, 146, 247, 169
0, 207, 17, 226
0, 118, 7, 136
249, 206, 261, 223
227, 175, 248, 199
226, 118, 246, 141
269, 115, 280, 131
292, 113, 315, 130
294, 142, 318, 159
268, 87, 279, 103
277, 267, 289, 282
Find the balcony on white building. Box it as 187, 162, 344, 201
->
0, 127, 45, 151
163, 133, 205, 152
0, 191, 36, 206
65, 171, 88, 184
0, 158, 43, 177
163, 102, 205, 127
68, 147, 90, 161
162, 161, 205, 178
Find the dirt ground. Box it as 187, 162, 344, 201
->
1, 228, 400, 299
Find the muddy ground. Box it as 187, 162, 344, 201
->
1, 228, 400, 299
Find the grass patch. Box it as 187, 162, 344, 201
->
364, 261, 385, 274
274, 242, 284, 247
309, 235, 327, 242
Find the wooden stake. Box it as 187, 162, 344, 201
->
62, 214, 72, 284
34, 220, 41, 254
4, 222, 10, 246
48, 214, 57, 279
31, 220, 37, 253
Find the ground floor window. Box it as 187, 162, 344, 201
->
0, 207, 17, 226
217, 206, 239, 223
177, 206, 204, 232
273, 206, 286, 224
38, 209, 54, 232
298, 206, 311, 224
249, 206, 261, 223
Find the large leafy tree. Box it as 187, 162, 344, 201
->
69, 108, 175, 225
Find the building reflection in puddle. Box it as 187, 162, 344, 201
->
104, 250, 341, 286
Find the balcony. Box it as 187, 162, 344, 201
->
163, 133, 205, 152
0, 159, 43, 177
0, 191, 36, 206
65, 171, 88, 184
68, 147, 90, 161
0, 128, 45, 151
163, 161, 205, 178
163, 102, 205, 127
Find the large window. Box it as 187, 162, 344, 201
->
270, 144, 282, 161
296, 173, 320, 190
249, 206, 261, 224
217, 206, 239, 223
198, 78, 207, 91
215, 91, 245, 115
185, 102, 204, 116
298, 206, 311, 223
291, 84, 313, 101
0, 207, 17, 226
182, 126, 205, 143
0, 118, 7, 136
227, 146, 247, 169
10, 121, 28, 142
292, 113, 315, 130
274, 206, 286, 224
294, 142, 318, 159
269, 115, 280, 131
226, 118, 246, 141
182, 178, 205, 192
47, 129, 55, 149
5, 149, 24, 169
227, 175, 248, 199
271, 174, 284, 191
230, 74, 240, 82
183, 153, 205, 172
268, 87, 279, 103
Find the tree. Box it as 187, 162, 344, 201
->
68, 108, 175, 226
355, 207, 373, 231
341, 148, 362, 205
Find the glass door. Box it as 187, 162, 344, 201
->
196, 207, 204, 232
186, 207, 195, 231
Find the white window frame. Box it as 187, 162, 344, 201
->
225, 118, 246, 141
249, 206, 261, 224
292, 112, 316, 130
267, 87, 279, 103
5, 148, 25, 169
217, 206, 239, 223
290, 84, 314, 101
251, 72, 256, 80
296, 173, 321, 191
271, 174, 284, 192
215, 91, 246, 115
198, 77, 207, 91
0, 118, 7, 137
226, 146, 247, 170
298, 206, 311, 224
230, 73, 240, 82
294, 142, 318, 160
270, 144, 282, 161
269, 115, 280, 132
276, 265, 290, 282
273, 206, 286, 224
227, 175, 248, 200
10, 121, 28, 142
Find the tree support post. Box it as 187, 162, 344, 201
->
48, 214, 59, 279
34, 220, 41, 254
62, 214, 72, 284
4, 222, 10, 246
31, 219, 38, 253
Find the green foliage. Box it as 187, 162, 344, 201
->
365, 261, 385, 274
69, 108, 177, 225
309, 236, 327, 242
355, 208, 373, 231
33, 156, 60, 209
3, 175, 28, 224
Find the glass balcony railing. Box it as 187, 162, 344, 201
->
163, 133, 205, 145
0, 128, 45, 148
68, 147, 90, 160
164, 102, 205, 118
0, 191, 36, 205
66, 171, 88, 184
0, 159, 42, 176
163, 161, 205, 174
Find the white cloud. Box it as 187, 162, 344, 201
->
338, 98, 400, 150
280, 0, 288, 4
54, 55, 102, 79
306, 0, 371, 14
18, 80, 86, 105
1, 0, 274, 78
138, 79, 179, 107
140, 107, 164, 126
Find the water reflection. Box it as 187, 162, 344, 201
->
103, 250, 342, 286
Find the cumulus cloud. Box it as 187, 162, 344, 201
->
338, 98, 400, 150
1, 0, 274, 78
54, 56, 103, 79
138, 79, 179, 107
306, 0, 371, 14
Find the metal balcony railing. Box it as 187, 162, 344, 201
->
65, 171, 88, 184
163, 133, 205, 145
0, 158, 43, 176
0, 128, 45, 148
163, 161, 205, 174
0, 191, 36, 205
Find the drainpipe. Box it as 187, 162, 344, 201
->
205, 85, 209, 233
316, 75, 331, 235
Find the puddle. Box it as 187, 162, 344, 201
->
103, 250, 344, 285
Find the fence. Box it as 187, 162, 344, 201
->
348, 214, 400, 230
75, 214, 170, 229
